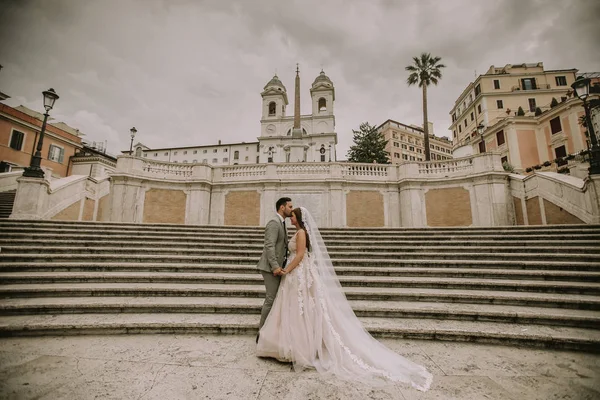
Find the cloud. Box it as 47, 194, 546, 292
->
1, 0, 598, 159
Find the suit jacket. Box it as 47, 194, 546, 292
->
257, 216, 288, 273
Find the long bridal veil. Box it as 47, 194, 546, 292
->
300, 207, 432, 392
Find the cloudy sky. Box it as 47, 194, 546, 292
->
1, 0, 598, 158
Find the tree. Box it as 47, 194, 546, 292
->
517, 106, 525, 116
406, 53, 446, 161
347, 122, 389, 164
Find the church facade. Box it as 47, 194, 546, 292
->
129, 68, 337, 165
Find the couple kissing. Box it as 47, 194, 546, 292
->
255, 197, 433, 392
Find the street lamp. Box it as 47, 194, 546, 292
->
23, 88, 59, 178
129, 127, 137, 154
477, 123, 486, 153
572, 77, 600, 175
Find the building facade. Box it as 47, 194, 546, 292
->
130, 69, 338, 165
450, 63, 578, 157
377, 119, 453, 163
0, 103, 83, 177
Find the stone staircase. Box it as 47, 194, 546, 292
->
0, 190, 16, 219
0, 220, 599, 352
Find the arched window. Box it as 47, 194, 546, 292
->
135, 147, 142, 157
268, 102, 276, 116
234, 150, 239, 160
318, 97, 327, 111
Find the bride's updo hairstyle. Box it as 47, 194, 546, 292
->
292, 207, 311, 252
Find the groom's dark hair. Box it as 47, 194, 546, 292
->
276, 197, 292, 211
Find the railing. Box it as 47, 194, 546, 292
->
277, 164, 331, 175
115, 153, 503, 183
511, 83, 551, 91
417, 158, 473, 177
142, 160, 193, 177
343, 164, 389, 177
0, 171, 23, 192
222, 165, 266, 179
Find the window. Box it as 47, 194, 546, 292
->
496, 130, 505, 146
459, 125, 462, 133
393, 142, 400, 147
202, 159, 207, 163
410, 156, 415, 161
164, 152, 168, 156
521, 78, 537, 90
48, 144, 64, 163
245, 146, 249, 151
318, 97, 327, 111
474, 84, 481, 96
477, 104, 482, 114
470, 112, 474, 121
192, 159, 197, 163
430, 144, 434, 149
435, 146, 440, 150
452, 113, 456, 122
203, 149, 207, 154
268, 156, 273, 163
213, 149, 217, 153
555, 145, 567, 166
223, 158, 228, 162
550, 116, 562, 134
497, 100, 504, 109
409, 146, 414, 151
144, 154, 148, 157
392, 132, 398, 139
234, 151, 239, 159
320, 154, 325, 162
478, 140, 486, 153
244, 156, 248, 161
394, 152, 400, 158
417, 148, 422, 153
9, 130, 24, 150
555, 76, 567, 86
464, 120, 467, 128
453, 130, 457, 138
223, 148, 228, 153
135, 148, 142, 157
402, 154, 408, 160
501, 156, 508, 165
183, 160, 187, 163
212, 158, 217, 163
401, 144, 407, 149
154, 153, 158, 156
528, 98, 536, 112
268, 101, 276, 116
494, 79, 500, 89
183, 151, 187, 155
174, 151, 178, 155
193, 150, 197, 154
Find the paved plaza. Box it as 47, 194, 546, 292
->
0, 334, 598, 399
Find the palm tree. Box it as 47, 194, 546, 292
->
406, 53, 446, 161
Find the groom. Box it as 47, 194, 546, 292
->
256, 197, 293, 340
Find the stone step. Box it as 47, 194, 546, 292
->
2, 254, 599, 270
0, 313, 597, 351
1, 297, 599, 329
1, 272, 598, 294
1, 240, 598, 254
1, 236, 599, 247
2, 224, 600, 238
1, 248, 597, 263
1, 283, 598, 310
0, 262, 598, 281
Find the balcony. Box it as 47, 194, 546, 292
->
511, 83, 551, 92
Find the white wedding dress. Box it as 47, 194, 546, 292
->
256, 207, 432, 392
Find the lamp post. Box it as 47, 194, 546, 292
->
477, 123, 486, 153
23, 88, 59, 178
129, 127, 137, 154
572, 77, 600, 175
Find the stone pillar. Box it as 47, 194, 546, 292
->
10, 177, 50, 219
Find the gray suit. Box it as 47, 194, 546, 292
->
257, 216, 288, 328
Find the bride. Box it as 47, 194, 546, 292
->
256, 207, 432, 392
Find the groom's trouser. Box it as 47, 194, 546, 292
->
259, 271, 281, 329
